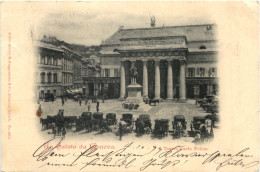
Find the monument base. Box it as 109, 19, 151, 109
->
126, 84, 143, 104
126, 97, 143, 104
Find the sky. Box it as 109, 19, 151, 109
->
35, 2, 214, 46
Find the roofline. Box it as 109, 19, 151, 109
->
119, 35, 188, 42
120, 23, 216, 32
37, 45, 64, 53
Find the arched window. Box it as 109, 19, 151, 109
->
199, 46, 207, 49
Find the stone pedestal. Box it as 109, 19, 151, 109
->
126, 84, 143, 104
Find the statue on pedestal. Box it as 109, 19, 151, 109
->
130, 64, 138, 84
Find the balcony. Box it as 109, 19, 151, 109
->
37, 82, 62, 87
37, 63, 62, 69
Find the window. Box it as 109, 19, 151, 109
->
198, 68, 205, 77
41, 72, 45, 83
47, 57, 51, 65
208, 67, 217, 77
41, 55, 45, 64
53, 73, 58, 83
104, 69, 110, 77
188, 68, 195, 77
47, 73, 52, 83
114, 68, 119, 77
44, 56, 48, 64
53, 58, 57, 66
40, 90, 44, 99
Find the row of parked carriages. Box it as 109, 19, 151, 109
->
40, 110, 216, 140
196, 95, 220, 128
197, 95, 219, 114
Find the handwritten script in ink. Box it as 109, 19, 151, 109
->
33, 137, 259, 171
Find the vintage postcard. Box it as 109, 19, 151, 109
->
1, 1, 259, 172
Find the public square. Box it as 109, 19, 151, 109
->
38, 98, 216, 143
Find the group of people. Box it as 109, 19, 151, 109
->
86, 100, 100, 112
53, 126, 66, 139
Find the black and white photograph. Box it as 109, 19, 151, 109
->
35, 5, 219, 144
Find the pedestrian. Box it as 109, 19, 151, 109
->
96, 104, 99, 112
62, 128, 66, 139
65, 96, 67, 102
194, 132, 201, 143
119, 122, 123, 141
88, 103, 91, 112
102, 95, 105, 103
53, 127, 56, 138
79, 99, 82, 106
58, 109, 62, 116
85, 97, 88, 105
58, 127, 61, 136
62, 97, 64, 106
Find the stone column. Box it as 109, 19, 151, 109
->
142, 60, 148, 98
167, 59, 173, 100
119, 61, 125, 100
179, 60, 186, 102
154, 60, 161, 100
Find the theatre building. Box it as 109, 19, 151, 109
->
99, 24, 218, 101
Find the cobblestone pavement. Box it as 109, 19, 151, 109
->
38, 98, 215, 143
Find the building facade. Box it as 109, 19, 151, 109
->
99, 24, 218, 101
61, 46, 74, 94
35, 42, 63, 99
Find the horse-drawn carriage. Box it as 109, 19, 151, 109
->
105, 113, 117, 125
77, 112, 92, 131
64, 116, 77, 129
205, 113, 220, 128
135, 114, 152, 134
92, 112, 104, 130
190, 116, 212, 141
153, 119, 169, 137
119, 113, 134, 133
149, 99, 160, 106
172, 115, 187, 137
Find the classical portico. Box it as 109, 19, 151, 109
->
117, 53, 187, 103
116, 36, 188, 102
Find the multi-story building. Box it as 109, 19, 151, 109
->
99, 24, 218, 101
73, 54, 83, 89
35, 41, 63, 99
61, 45, 74, 94
82, 59, 102, 98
